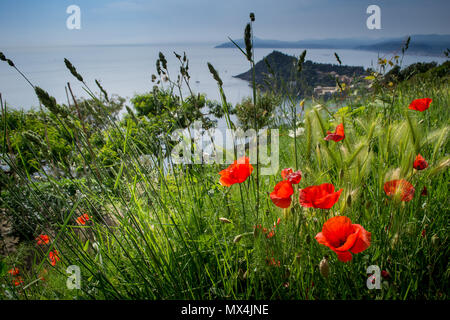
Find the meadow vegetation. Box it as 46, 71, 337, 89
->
0, 15, 449, 300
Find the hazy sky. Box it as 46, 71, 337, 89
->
1, 0, 449, 47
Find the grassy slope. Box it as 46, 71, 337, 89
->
0, 62, 449, 300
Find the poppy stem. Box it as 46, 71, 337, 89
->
238, 183, 247, 229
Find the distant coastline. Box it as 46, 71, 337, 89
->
215, 34, 450, 57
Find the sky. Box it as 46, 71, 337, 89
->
0, 0, 449, 47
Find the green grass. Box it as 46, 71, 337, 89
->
0, 28, 449, 300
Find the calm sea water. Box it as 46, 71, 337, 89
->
0, 44, 446, 113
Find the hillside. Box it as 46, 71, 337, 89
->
234, 50, 367, 96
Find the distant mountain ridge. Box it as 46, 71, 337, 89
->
215, 34, 450, 56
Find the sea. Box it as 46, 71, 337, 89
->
0, 43, 446, 116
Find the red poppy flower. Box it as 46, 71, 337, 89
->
299, 183, 343, 209
381, 270, 390, 280
408, 98, 432, 112
8, 268, 19, 276
76, 213, 90, 225
49, 250, 60, 266
281, 168, 302, 184
315, 216, 371, 262
219, 156, 254, 187
384, 179, 415, 202
14, 276, 24, 287
324, 123, 345, 142
36, 234, 50, 245
413, 154, 428, 170
270, 180, 294, 208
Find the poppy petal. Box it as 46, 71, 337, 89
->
335, 250, 353, 262
350, 224, 371, 254
270, 180, 294, 208
324, 123, 345, 142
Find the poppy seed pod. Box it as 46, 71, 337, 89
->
319, 256, 330, 278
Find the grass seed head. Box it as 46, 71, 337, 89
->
244, 23, 252, 61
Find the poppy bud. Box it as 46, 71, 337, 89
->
219, 217, 232, 224
319, 256, 330, 278
431, 234, 439, 247
233, 234, 243, 243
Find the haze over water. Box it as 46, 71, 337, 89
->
0, 44, 446, 112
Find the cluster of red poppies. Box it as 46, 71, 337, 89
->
7, 267, 23, 287
383, 98, 433, 202
34, 233, 60, 267
218, 98, 433, 263
76, 213, 91, 225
